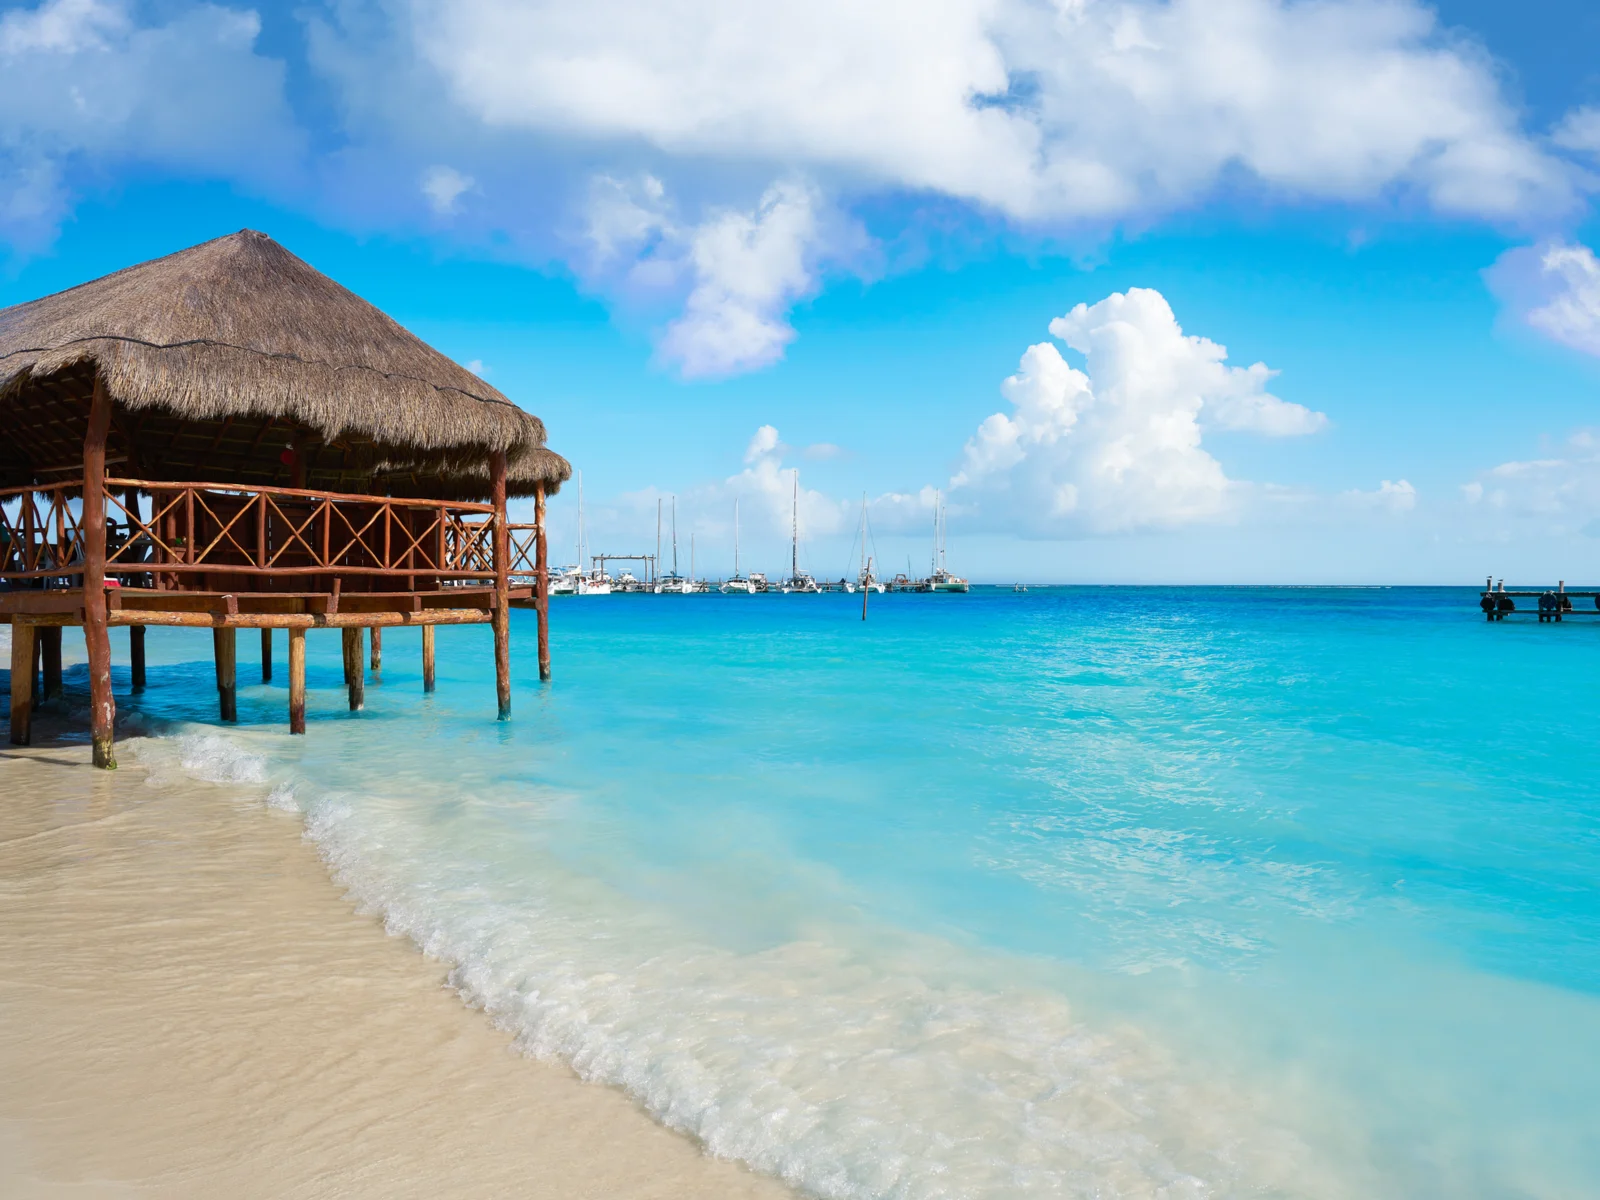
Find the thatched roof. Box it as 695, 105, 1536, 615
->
0, 230, 562, 497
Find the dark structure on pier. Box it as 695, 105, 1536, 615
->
1479, 578, 1600, 622
2, 230, 570, 767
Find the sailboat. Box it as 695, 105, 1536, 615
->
919, 490, 968, 593
852, 494, 884, 594
720, 498, 755, 594
654, 497, 691, 594
780, 475, 820, 593
550, 470, 611, 594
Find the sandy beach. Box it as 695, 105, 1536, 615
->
0, 709, 793, 1199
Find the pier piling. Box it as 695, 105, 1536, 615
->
40, 627, 62, 700
422, 625, 436, 693
288, 628, 306, 734
370, 627, 382, 674
342, 628, 365, 711
214, 628, 237, 721
261, 628, 272, 683
9, 621, 35, 745
130, 626, 146, 691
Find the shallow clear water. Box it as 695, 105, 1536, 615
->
114, 588, 1600, 1197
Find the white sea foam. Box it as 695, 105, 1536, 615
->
120, 726, 1340, 1200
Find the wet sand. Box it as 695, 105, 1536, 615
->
0, 723, 794, 1199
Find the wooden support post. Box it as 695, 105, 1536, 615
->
370, 626, 382, 674
288, 627, 306, 734
130, 625, 146, 691
33, 630, 43, 700
84, 376, 117, 769
261, 628, 273, 683
491, 450, 511, 719
535, 481, 551, 683
214, 627, 237, 722
9, 621, 36, 746
342, 627, 365, 711
421, 624, 436, 693
40, 626, 62, 700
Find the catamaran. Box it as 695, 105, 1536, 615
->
779, 475, 820, 593
919, 490, 968, 593
654, 496, 692, 593
720, 498, 755, 594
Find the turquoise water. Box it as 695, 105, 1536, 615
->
114, 588, 1600, 1197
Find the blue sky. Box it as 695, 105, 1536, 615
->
3, 0, 1600, 582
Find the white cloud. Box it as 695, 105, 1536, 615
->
1488, 241, 1600, 358
1341, 478, 1417, 512
0, 0, 299, 250
952, 288, 1324, 535
464, 358, 489, 377
412, 0, 1577, 225
1552, 107, 1600, 158
657, 182, 824, 377
1462, 433, 1600, 532
421, 164, 474, 215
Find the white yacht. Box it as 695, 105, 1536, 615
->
850, 495, 885, 593
779, 475, 821, 593
919, 491, 968, 593
721, 499, 755, 594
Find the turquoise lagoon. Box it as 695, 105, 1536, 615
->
118, 587, 1600, 1198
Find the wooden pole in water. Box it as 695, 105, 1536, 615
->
9, 621, 35, 745
261, 628, 272, 683
535, 481, 550, 682
288, 627, 306, 734
491, 450, 511, 719
40, 627, 62, 699
421, 625, 436, 693
83, 376, 116, 768
370, 626, 382, 674
342, 627, 364, 711
130, 625, 146, 691
214, 627, 237, 721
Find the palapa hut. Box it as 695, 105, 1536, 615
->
1, 229, 571, 768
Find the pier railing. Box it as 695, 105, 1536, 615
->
0, 478, 500, 588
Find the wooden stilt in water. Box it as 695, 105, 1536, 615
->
342, 627, 365, 711
422, 624, 436, 693
288, 627, 306, 734
40, 627, 62, 700
535, 481, 551, 683
9, 621, 36, 746
214, 627, 237, 721
370, 626, 382, 674
130, 626, 146, 691
84, 376, 116, 769
261, 628, 272, 683
491, 450, 511, 719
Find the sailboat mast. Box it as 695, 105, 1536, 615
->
577, 471, 585, 573
932, 489, 939, 576
791, 474, 799, 581
656, 498, 661, 583
672, 496, 678, 576
734, 498, 740, 576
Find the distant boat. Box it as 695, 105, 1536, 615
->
919, 490, 968, 593
779, 475, 821, 593
852, 494, 884, 593
721, 499, 755, 594
654, 496, 689, 593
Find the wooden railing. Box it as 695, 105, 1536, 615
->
506, 524, 541, 576
0, 478, 501, 587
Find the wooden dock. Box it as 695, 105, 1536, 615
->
1479, 578, 1599, 622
